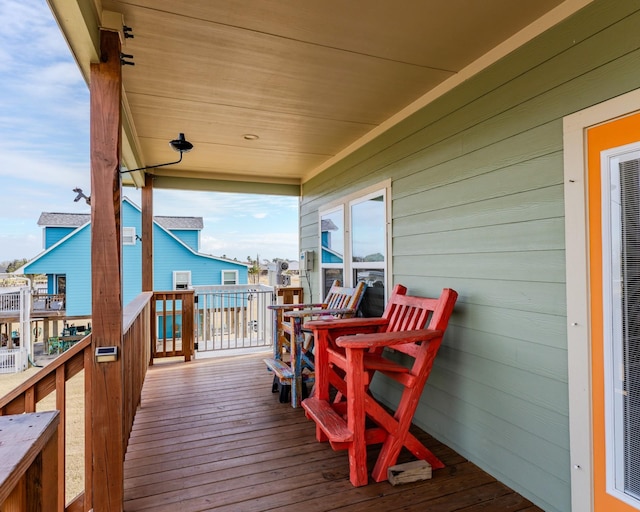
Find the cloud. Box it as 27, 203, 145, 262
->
149, 189, 299, 260
200, 230, 298, 261
0, 0, 300, 265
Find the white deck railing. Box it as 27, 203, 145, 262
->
0, 348, 27, 374
0, 292, 20, 314
193, 284, 274, 355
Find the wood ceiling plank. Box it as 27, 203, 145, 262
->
127, 93, 376, 156
106, 0, 564, 69
137, 138, 327, 178
118, 7, 454, 124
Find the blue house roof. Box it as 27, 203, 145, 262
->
23, 198, 249, 317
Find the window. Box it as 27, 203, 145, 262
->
122, 227, 136, 245
221, 270, 238, 285
319, 181, 389, 315
55, 275, 66, 294
602, 143, 640, 506
320, 206, 344, 298
173, 271, 191, 290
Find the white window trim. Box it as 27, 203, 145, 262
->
318, 179, 391, 300
122, 227, 136, 245
221, 270, 238, 285
173, 270, 192, 290
563, 88, 640, 512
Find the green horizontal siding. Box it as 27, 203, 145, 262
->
299, 2, 640, 511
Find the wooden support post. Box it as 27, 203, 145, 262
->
141, 173, 153, 292
90, 29, 124, 512
182, 291, 194, 362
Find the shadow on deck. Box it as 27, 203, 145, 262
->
123, 354, 542, 512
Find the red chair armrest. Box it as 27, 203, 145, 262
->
336, 328, 443, 349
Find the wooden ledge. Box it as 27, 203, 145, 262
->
0, 411, 59, 506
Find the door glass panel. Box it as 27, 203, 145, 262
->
604, 147, 640, 507
322, 268, 343, 298
56, 275, 66, 294
354, 268, 385, 317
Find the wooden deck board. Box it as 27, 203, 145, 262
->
123, 354, 543, 512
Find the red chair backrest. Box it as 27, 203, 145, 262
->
381, 284, 458, 358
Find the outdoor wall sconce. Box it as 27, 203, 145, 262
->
120, 133, 194, 173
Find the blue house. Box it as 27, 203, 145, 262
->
22, 198, 249, 318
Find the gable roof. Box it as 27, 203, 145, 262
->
21, 198, 248, 272
38, 212, 90, 227
38, 212, 203, 231
154, 216, 203, 230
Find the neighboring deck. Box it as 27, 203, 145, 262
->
123, 354, 542, 512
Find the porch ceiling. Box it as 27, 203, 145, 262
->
51, 0, 583, 195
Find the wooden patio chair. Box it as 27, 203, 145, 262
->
265, 280, 366, 407
301, 285, 458, 486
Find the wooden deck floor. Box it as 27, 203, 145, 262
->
123, 354, 543, 512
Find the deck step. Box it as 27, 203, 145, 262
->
301, 397, 353, 443
263, 358, 293, 381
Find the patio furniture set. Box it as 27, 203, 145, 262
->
264, 283, 458, 487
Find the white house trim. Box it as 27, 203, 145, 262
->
563, 88, 640, 512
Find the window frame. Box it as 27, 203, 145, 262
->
122, 226, 136, 245
221, 270, 238, 285
172, 270, 192, 290
318, 180, 391, 303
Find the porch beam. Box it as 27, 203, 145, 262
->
90, 29, 124, 512
152, 175, 300, 196
142, 174, 153, 292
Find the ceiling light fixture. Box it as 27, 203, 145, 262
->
120, 133, 194, 173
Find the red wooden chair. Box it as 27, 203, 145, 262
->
301, 285, 458, 486
265, 280, 366, 406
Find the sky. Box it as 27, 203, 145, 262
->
0, 0, 300, 265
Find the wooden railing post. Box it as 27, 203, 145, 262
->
183, 291, 194, 362
90, 28, 124, 512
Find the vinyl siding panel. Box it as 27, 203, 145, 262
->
152, 227, 247, 290
26, 225, 92, 317
168, 229, 199, 251
299, 3, 640, 511
44, 227, 76, 249
123, 201, 143, 305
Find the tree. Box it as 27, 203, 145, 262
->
248, 253, 260, 284
6, 258, 28, 273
